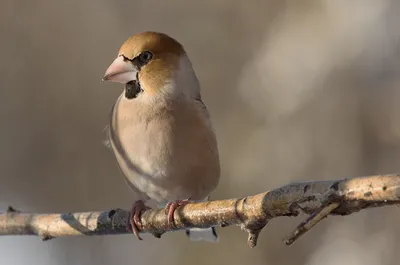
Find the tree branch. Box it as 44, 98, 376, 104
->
1, 174, 399, 247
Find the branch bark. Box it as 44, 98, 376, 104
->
1, 174, 400, 247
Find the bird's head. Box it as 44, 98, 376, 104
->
103, 32, 200, 101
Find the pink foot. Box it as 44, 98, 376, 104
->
164, 199, 190, 225
128, 200, 150, 240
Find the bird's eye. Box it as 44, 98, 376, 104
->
138, 51, 153, 64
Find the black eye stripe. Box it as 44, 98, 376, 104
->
120, 51, 153, 71
121, 55, 131, 62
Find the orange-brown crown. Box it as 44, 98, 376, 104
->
118, 31, 185, 60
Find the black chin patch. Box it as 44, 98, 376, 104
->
125, 80, 142, 99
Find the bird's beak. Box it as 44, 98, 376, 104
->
102, 56, 138, 84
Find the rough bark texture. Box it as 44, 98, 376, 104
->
1, 174, 399, 248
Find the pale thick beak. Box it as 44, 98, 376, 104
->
102, 56, 138, 84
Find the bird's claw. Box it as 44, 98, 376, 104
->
164, 199, 190, 225
128, 200, 150, 240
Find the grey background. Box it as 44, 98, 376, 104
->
1, 1, 400, 264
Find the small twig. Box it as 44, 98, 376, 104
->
0, 174, 399, 247
285, 201, 340, 245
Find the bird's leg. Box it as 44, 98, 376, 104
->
128, 200, 151, 240
164, 199, 191, 225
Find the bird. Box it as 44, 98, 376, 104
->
102, 31, 221, 242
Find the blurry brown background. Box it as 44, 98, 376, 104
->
1, 1, 400, 264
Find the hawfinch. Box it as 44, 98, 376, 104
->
102, 31, 220, 242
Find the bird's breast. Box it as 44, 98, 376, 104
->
109, 95, 220, 202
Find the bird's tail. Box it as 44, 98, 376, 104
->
185, 227, 219, 243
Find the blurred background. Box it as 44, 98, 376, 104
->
1, 0, 400, 264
